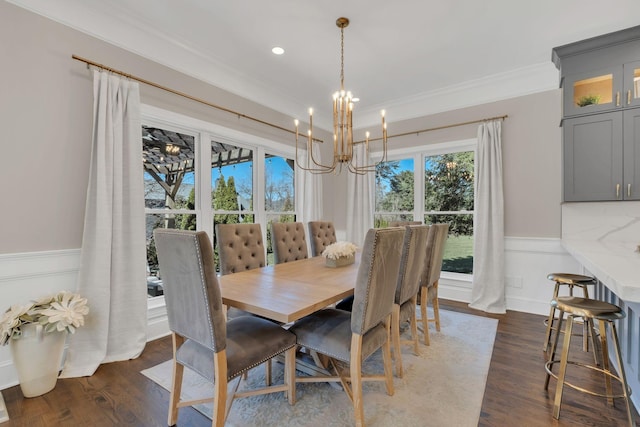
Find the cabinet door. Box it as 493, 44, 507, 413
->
563, 67, 623, 117
623, 108, 640, 200
563, 112, 623, 201
623, 61, 640, 109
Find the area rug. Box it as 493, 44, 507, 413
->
141, 309, 498, 427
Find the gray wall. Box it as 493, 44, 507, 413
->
1, 1, 561, 255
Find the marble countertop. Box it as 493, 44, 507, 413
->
561, 201, 640, 303
561, 239, 640, 302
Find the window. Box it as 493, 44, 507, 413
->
424, 151, 474, 274
373, 139, 475, 276
374, 158, 416, 226
264, 155, 296, 265
142, 107, 298, 297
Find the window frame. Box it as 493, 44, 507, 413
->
372, 138, 476, 283
142, 104, 299, 300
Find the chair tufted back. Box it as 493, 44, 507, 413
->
389, 221, 422, 227
216, 223, 266, 275
308, 221, 337, 256
271, 222, 309, 264
153, 229, 227, 353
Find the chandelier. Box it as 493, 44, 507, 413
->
295, 17, 388, 175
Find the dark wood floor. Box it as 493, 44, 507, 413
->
1, 300, 638, 426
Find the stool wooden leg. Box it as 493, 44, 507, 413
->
598, 319, 614, 406
609, 322, 634, 426
582, 285, 591, 352
543, 282, 561, 352
545, 310, 565, 391
553, 314, 574, 420
587, 318, 601, 367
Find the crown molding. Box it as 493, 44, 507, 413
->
9, 0, 560, 132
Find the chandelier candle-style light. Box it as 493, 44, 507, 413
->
295, 17, 388, 175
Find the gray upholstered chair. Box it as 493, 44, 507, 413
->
153, 229, 297, 427
391, 224, 430, 378
388, 220, 421, 227
289, 227, 405, 427
271, 222, 309, 264
418, 223, 449, 345
215, 223, 267, 320
216, 223, 266, 274
307, 221, 337, 257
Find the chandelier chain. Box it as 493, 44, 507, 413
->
340, 26, 345, 91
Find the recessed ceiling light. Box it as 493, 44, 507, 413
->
352, 97, 360, 102
272, 46, 285, 55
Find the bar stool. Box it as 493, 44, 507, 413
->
543, 273, 597, 353
544, 296, 633, 425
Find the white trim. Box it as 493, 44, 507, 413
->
0, 237, 579, 390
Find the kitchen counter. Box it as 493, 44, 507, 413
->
561, 201, 640, 302
561, 238, 640, 302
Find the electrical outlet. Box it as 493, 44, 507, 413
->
506, 276, 523, 289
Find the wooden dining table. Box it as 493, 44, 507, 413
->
218, 253, 361, 324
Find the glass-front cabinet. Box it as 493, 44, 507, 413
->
563, 62, 640, 117
623, 60, 640, 109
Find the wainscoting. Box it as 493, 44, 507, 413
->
0, 236, 580, 391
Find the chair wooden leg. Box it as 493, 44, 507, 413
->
420, 287, 430, 346
284, 347, 296, 405
432, 281, 441, 331
213, 351, 228, 427
265, 360, 272, 386
391, 304, 403, 378
409, 296, 420, 355
169, 333, 185, 427
382, 316, 395, 396
350, 334, 365, 427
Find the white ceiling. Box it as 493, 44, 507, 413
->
9, 0, 640, 130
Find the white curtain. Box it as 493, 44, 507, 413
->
295, 143, 323, 223
346, 144, 374, 246
469, 120, 505, 314
61, 70, 147, 377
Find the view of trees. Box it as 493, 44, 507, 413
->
375, 152, 475, 274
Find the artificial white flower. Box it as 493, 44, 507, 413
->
39, 292, 89, 333
322, 241, 358, 260
0, 291, 89, 345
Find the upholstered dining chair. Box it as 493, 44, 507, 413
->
271, 222, 309, 264
418, 223, 450, 346
153, 229, 297, 427
388, 220, 421, 227
307, 221, 337, 257
391, 224, 430, 378
216, 223, 266, 274
290, 227, 405, 427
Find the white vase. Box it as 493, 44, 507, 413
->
10, 324, 67, 398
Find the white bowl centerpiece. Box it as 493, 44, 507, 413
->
322, 241, 357, 268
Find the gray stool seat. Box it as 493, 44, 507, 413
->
543, 273, 597, 353
544, 296, 633, 425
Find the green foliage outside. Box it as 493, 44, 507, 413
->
375, 152, 475, 274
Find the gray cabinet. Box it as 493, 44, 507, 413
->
564, 109, 639, 201
563, 113, 622, 201
623, 108, 640, 200
554, 26, 640, 201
